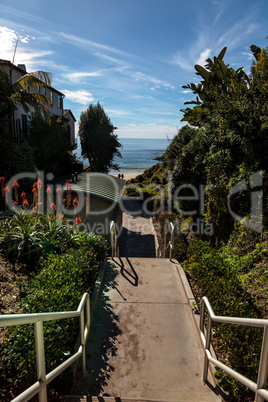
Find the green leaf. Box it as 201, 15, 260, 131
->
218, 47, 227, 61
194, 65, 210, 83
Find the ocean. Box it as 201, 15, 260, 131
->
75, 137, 170, 174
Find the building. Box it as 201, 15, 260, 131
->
63, 109, 76, 149
0, 59, 76, 147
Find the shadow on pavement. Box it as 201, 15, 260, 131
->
113, 257, 139, 287
118, 227, 156, 257
72, 263, 122, 396
121, 198, 152, 218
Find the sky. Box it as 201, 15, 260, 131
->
0, 0, 267, 139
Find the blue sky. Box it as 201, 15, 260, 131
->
0, 0, 267, 139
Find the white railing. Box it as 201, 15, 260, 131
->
0, 292, 90, 402
110, 220, 119, 258
200, 296, 268, 402
157, 221, 174, 260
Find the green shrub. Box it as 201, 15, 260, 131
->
0, 227, 108, 392
0, 213, 73, 265
184, 240, 264, 399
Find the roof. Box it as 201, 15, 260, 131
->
0, 59, 65, 96
66, 172, 125, 204
63, 109, 76, 122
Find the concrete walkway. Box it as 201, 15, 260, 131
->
69, 258, 220, 401
118, 198, 158, 258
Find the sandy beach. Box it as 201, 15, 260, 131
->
110, 172, 142, 180
83, 165, 144, 180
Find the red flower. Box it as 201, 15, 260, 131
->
21, 191, 26, 199
4, 184, 9, 193
56, 187, 62, 194
76, 215, 82, 224
13, 180, 19, 189
50, 203, 56, 210
33, 182, 38, 189
23, 198, 29, 208
37, 178, 42, 187
73, 198, 79, 206
33, 206, 37, 211
0, 177, 5, 184
46, 186, 51, 194
13, 201, 18, 205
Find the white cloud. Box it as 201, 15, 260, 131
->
0, 26, 18, 58
196, 48, 211, 67
93, 52, 128, 67
58, 32, 132, 58
117, 123, 178, 139
172, 5, 259, 72
127, 70, 175, 90
105, 108, 129, 117
65, 71, 103, 82
61, 89, 94, 105
242, 51, 255, 61
0, 25, 53, 70
173, 53, 193, 72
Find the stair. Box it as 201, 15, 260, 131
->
65, 396, 216, 401
65, 258, 220, 402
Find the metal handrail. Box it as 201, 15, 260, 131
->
110, 220, 118, 258
200, 296, 268, 402
158, 221, 174, 260
0, 292, 90, 402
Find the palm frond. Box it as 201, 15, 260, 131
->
16, 71, 52, 90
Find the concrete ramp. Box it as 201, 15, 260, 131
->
68, 258, 219, 401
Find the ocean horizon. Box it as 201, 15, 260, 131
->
75, 137, 170, 174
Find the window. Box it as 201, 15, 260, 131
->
38, 85, 41, 93
22, 114, 28, 138
58, 96, 62, 109
50, 91, 54, 106
43, 87, 46, 95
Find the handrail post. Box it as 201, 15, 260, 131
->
34, 320, 47, 402
110, 221, 118, 258
255, 325, 268, 402
86, 294, 90, 330
200, 298, 205, 333
169, 222, 174, 260
80, 306, 86, 376
114, 225, 118, 257
203, 313, 212, 383
163, 222, 167, 258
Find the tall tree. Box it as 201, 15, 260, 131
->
78, 102, 122, 172
28, 111, 75, 177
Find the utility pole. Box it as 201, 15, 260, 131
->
12, 37, 19, 64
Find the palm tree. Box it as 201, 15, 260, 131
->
0, 67, 52, 139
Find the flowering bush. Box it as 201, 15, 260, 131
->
0, 230, 108, 393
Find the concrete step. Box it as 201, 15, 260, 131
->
65, 396, 215, 402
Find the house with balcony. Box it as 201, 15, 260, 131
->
0, 59, 76, 148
